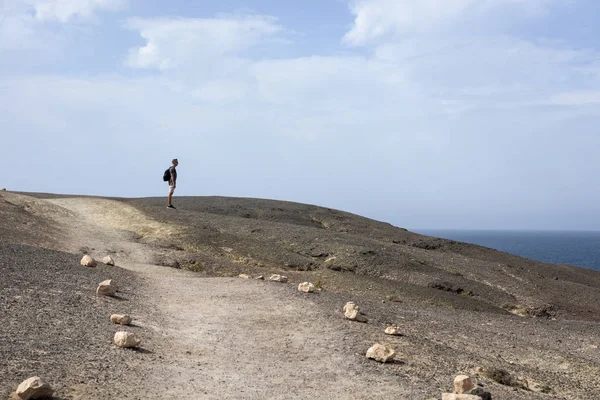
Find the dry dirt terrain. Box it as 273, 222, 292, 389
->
2, 191, 600, 399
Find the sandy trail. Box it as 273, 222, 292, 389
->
37, 197, 413, 399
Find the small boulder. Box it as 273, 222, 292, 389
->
238, 274, 251, 279
15, 377, 54, 400
114, 331, 141, 348
298, 282, 315, 293
256, 275, 264, 280
384, 326, 403, 336
102, 256, 115, 266
366, 343, 395, 363
269, 274, 288, 283
110, 314, 132, 325
80, 254, 97, 267
454, 375, 476, 394
442, 394, 483, 400
96, 279, 117, 297
343, 302, 367, 322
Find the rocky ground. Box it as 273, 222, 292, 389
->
2, 191, 600, 399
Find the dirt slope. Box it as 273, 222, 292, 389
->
2, 191, 600, 399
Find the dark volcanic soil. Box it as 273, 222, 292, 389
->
0, 242, 154, 399
3, 191, 600, 399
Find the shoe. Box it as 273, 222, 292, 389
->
167, 205, 176, 209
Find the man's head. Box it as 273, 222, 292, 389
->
172, 159, 178, 166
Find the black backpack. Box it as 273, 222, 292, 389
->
163, 168, 171, 182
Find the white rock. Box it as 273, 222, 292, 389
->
298, 282, 315, 293
343, 302, 367, 322
15, 377, 54, 400
256, 275, 264, 280
114, 331, 141, 348
343, 301, 358, 313
96, 279, 117, 297
454, 375, 476, 394
384, 326, 403, 336
80, 254, 97, 267
366, 344, 395, 363
102, 256, 115, 266
269, 274, 288, 283
110, 314, 132, 325
442, 394, 483, 400
238, 274, 251, 279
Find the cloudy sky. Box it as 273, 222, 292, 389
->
1, 0, 600, 230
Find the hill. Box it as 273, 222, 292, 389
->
2, 191, 600, 399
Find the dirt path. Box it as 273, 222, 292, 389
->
38, 197, 415, 399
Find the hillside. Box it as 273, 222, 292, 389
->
2, 191, 600, 399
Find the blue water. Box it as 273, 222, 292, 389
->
414, 230, 600, 272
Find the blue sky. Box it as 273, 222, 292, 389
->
2, 0, 600, 230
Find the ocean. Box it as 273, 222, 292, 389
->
414, 230, 600, 272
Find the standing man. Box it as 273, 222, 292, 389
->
167, 158, 178, 209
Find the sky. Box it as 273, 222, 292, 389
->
1, 0, 600, 230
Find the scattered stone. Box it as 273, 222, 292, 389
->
110, 314, 132, 325
384, 326, 403, 336
343, 302, 368, 322
269, 274, 288, 283
366, 343, 395, 363
442, 394, 482, 400
256, 275, 264, 280
114, 331, 141, 348
15, 377, 54, 400
102, 256, 115, 266
298, 282, 315, 293
238, 274, 251, 279
454, 375, 476, 394
96, 279, 117, 297
80, 254, 97, 267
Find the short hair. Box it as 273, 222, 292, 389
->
172, 159, 178, 164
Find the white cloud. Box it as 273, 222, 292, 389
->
125, 15, 282, 71
28, 0, 126, 22
551, 91, 600, 106
344, 0, 566, 45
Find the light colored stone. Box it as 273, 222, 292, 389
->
454, 375, 476, 394
343, 302, 368, 322
384, 326, 403, 335
80, 254, 97, 267
15, 377, 54, 400
298, 282, 315, 293
110, 314, 132, 325
442, 394, 482, 400
366, 343, 395, 363
238, 274, 251, 279
102, 256, 115, 266
96, 279, 117, 297
269, 274, 288, 283
343, 301, 359, 313
256, 275, 264, 280
114, 331, 141, 348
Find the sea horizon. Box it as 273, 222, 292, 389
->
413, 229, 600, 272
